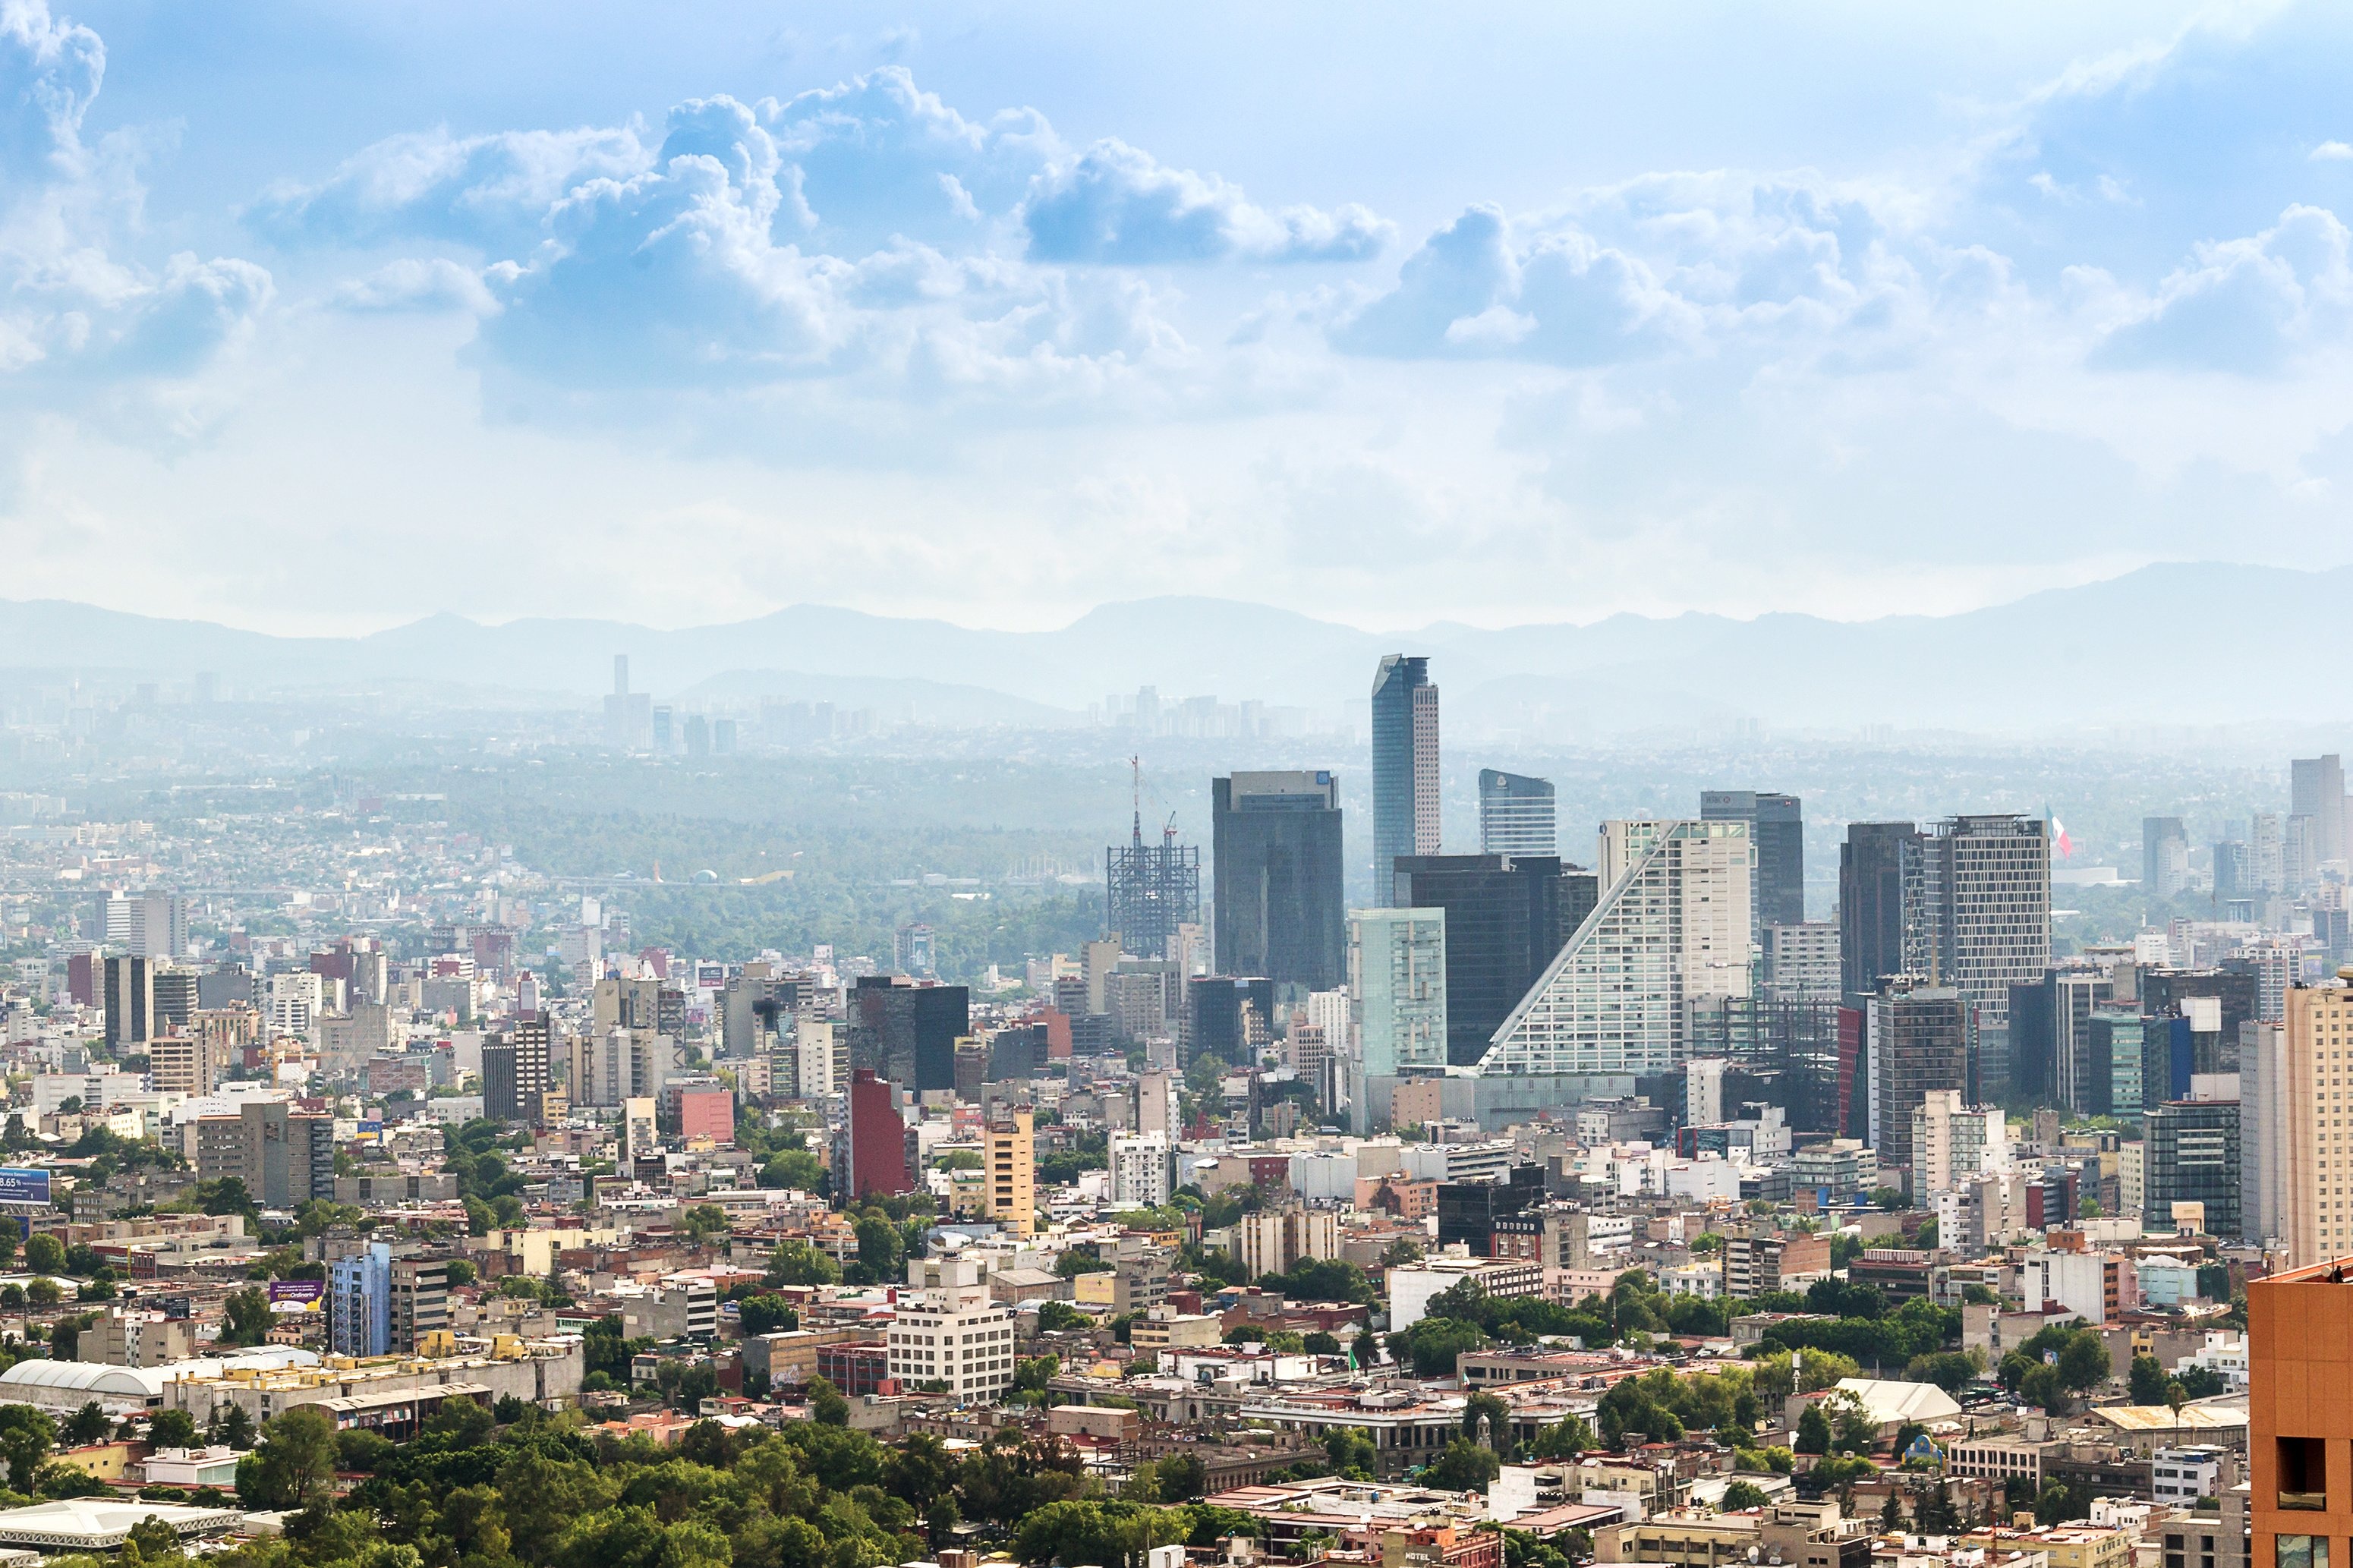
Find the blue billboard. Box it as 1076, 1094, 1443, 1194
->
0, 1170, 52, 1206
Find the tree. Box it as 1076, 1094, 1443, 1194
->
736, 1294, 798, 1337
680, 1205, 730, 1245
1391, 1316, 1488, 1378
23, 1233, 62, 1274
1526, 1413, 1595, 1460
1054, 1250, 1113, 1279
765, 1240, 840, 1287
2057, 1332, 2112, 1393
1463, 1391, 1513, 1453
147, 1409, 200, 1450
1425, 1437, 1502, 1493
238, 1406, 337, 1509
219, 1287, 273, 1349
209, 1405, 255, 1450
1155, 1453, 1208, 1502
1794, 1403, 1832, 1456
1036, 1301, 1088, 1333
0, 1405, 51, 1493
2128, 1353, 2174, 1406
1721, 1481, 1770, 1511
808, 1376, 849, 1426
445, 1259, 478, 1286
61, 1402, 109, 1447
24, 1277, 58, 1308
1324, 1427, 1381, 1476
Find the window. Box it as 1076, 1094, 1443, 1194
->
2281, 1439, 2329, 1510
2279, 1538, 2326, 1568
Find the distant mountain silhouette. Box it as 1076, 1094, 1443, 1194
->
0, 561, 2344, 735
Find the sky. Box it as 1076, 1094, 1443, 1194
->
7, 0, 2353, 634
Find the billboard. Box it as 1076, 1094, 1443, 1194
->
0, 1169, 52, 1206
268, 1280, 326, 1312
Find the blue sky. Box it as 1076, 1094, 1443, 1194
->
5, 0, 2353, 634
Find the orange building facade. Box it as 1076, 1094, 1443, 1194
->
2251, 1263, 2353, 1568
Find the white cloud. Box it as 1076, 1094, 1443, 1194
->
0, 0, 269, 404
2313, 140, 2353, 161
1021, 139, 1391, 264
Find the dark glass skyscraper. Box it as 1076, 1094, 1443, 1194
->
1371, 656, 1439, 880
1701, 789, 1804, 929
1839, 820, 1920, 1003
1393, 853, 1597, 1066
1212, 772, 1345, 993
849, 974, 969, 1094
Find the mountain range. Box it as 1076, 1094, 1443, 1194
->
3, 561, 2342, 736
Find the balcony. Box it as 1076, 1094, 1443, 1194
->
2279, 1493, 2328, 1512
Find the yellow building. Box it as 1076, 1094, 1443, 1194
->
1961, 1523, 2133, 1568
984, 1107, 1035, 1237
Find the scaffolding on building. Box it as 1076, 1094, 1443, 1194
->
1107, 759, 1199, 960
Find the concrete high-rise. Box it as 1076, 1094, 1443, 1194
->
1478, 770, 1556, 858
102, 956, 151, 1047
1702, 791, 1804, 930
1392, 853, 1595, 1066
603, 654, 654, 753
2293, 754, 2346, 866
1916, 814, 2051, 1034
2243, 1020, 2285, 1247
1869, 982, 1967, 1192
2144, 817, 2190, 898
982, 1107, 1035, 1236
1212, 771, 1345, 993
1346, 906, 1447, 1079
1370, 656, 1440, 878
2272, 980, 2353, 1266
845, 1069, 911, 1199
1474, 819, 1750, 1085
1838, 822, 1920, 1005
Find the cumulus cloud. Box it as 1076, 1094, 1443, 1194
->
0, 0, 101, 186
1022, 140, 1391, 264
332, 257, 503, 315
2093, 205, 2353, 374
0, 0, 269, 398
245, 123, 653, 251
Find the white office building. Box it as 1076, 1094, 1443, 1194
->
1475, 819, 1752, 1081
1110, 1131, 1173, 1207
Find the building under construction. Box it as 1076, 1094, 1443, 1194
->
1107, 820, 1199, 961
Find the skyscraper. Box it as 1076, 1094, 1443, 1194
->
2142, 1097, 2239, 1239
1371, 656, 1440, 878
1478, 770, 1556, 858
330, 1242, 392, 1359
983, 1107, 1035, 1236
846, 1069, 911, 1199
1702, 791, 1804, 930
1106, 817, 1199, 962
2143, 816, 2190, 897
1869, 981, 1967, 1189
1474, 819, 1750, 1082
103, 956, 151, 1047
1346, 906, 1447, 1079
1838, 822, 1919, 1005
2292, 754, 2346, 867
1211, 771, 1345, 993
848, 974, 968, 1093
1393, 853, 1595, 1066
1914, 814, 2052, 1035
